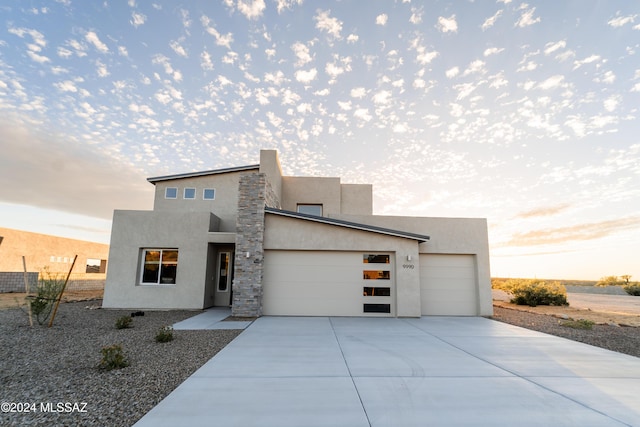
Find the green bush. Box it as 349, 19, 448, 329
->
155, 326, 174, 343
115, 315, 133, 329
29, 269, 65, 325
99, 344, 129, 370
506, 279, 568, 307
560, 319, 594, 330
622, 283, 640, 296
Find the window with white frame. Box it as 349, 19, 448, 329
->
203, 188, 215, 200
140, 249, 178, 285
184, 188, 196, 199
165, 187, 178, 199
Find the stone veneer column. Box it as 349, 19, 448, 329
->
232, 173, 279, 317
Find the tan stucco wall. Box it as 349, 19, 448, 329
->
151, 170, 256, 232
334, 214, 493, 316
340, 184, 373, 215
259, 149, 283, 202
103, 210, 217, 309
280, 176, 373, 217
280, 176, 342, 214
263, 214, 422, 317
0, 227, 109, 274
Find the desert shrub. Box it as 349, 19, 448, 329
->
115, 315, 133, 329
155, 326, 174, 343
99, 344, 129, 370
560, 319, 594, 330
29, 269, 65, 325
491, 278, 509, 290
507, 279, 568, 307
596, 276, 621, 287
622, 283, 640, 296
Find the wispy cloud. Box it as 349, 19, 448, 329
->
315, 10, 342, 39
131, 11, 146, 27
516, 6, 540, 28
607, 14, 636, 28
0, 120, 152, 219
437, 15, 457, 33
85, 31, 109, 53
482, 10, 502, 31
515, 204, 571, 219
237, 0, 266, 20
505, 217, 640, 246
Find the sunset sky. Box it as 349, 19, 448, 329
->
1, 0, 639, 280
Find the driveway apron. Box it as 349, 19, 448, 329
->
133, 316, 640, 427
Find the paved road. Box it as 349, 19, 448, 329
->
492, 289, 640, 316
567, 293, 640, 315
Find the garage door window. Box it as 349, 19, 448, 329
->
363, 270, 390, 280
363, 254, 390, 263
363, 303, 391, 313
363, 287, 391, 296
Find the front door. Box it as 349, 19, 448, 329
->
216, 251, 233, 306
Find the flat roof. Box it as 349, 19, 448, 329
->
265, 207, 430, 243
147, 164, 259, 183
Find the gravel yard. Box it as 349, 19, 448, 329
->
492, 305, 640, 358
1, 297, 638, 427
0, 301, 240, 427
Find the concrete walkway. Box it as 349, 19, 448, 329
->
134, 316, 640, 427
172, 307, 253, 330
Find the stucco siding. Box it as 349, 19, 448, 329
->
333, 214, 492, 316
103, 210, 214, 309
264, 214, 422, 317
280, 176, 342, 215
340, 184, 373, 215
151, 170, 255, 232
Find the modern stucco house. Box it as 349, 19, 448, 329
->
103, 149, 492, 317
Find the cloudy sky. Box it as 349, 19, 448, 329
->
1, 0, 639, 280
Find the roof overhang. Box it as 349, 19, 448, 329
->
147, 164, 260, 184
265, 207, 430, 243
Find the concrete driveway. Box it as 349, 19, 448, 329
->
134, 316, 640, 427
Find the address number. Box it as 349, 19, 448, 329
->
402, 264, 415, 269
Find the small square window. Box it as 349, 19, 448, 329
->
184, 188, 196, 199
203, 188, 215, 200
165, 187, 177, 199
297, 204, 323, 216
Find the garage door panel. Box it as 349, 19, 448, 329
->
263, 250, 394, 317
264, 297, 362, 316
420, 268, 474, 280
420, 254, 477, 316
264, 265, 360, 282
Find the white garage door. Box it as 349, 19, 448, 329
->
263, 250, 394, 316
420, 254, 477, 315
